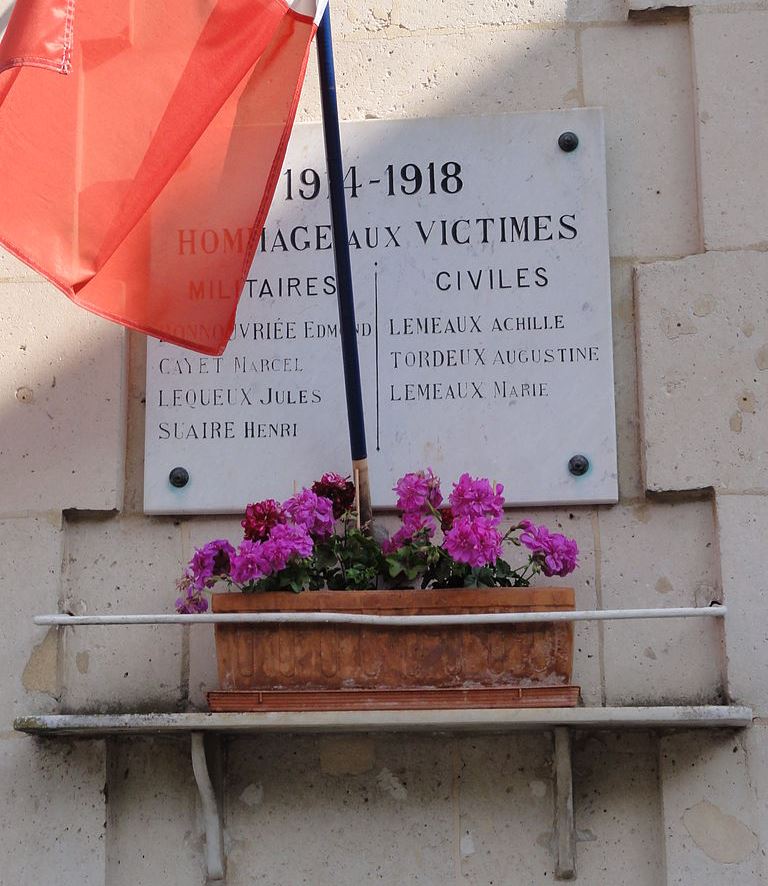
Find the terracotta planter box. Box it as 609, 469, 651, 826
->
211, 588, 575, 704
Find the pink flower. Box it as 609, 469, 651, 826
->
283, 489, 335, 539
381, 511, 436, 554
258, 523, 314, 574
443, 516, 502, 568
449, 473, 505, 525
394, 468, 442, 513
229, 540, 266, 584
175, 576, 209, 613
188, 539, 235, 590
242, 499, 286, 541
520, 523, 579, 577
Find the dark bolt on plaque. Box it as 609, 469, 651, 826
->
169, 467, 190, 488
568, 455, 590, 477
558, 131, 579, 153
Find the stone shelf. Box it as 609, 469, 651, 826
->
16, 705, 751, 882
13, 705, 753, 736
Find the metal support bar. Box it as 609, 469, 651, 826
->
33, 606, 727, 627
191, 733, 225, 882
553, 728, 576, 880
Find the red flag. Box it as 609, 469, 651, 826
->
0, 0, 323, 355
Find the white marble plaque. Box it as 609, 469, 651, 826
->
144, 109, 617, 513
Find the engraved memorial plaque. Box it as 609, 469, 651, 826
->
144, 109, 617, 512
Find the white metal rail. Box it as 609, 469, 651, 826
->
33, 606, 726, 627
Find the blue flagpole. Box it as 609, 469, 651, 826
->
316, 4, 372, 527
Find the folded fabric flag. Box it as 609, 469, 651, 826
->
0, 0, 325, 355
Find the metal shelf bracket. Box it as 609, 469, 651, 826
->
554, 727, 576, 880
191, 733, 225, 882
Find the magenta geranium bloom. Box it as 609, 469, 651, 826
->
448, 473, 504, 525
175, 576, 210, 613
443, 515, 502, 568
229, 539, 266, 584
258, 523, 314, 574
189, 539, 236, 590
394, 468, 443, 513
382, 511, 436, 554
283, 488, 335, 539
519, 522, 579, 577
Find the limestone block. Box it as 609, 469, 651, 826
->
106, 738, 204, 885
573, 733, 663, 884
610, 261, 643, 500
0, 280, 126, 514
505, 507, 601, 704
0, 734, 106, 885
458, 733, 555, 880
225, 734, 454, 884
692, 10, 768, 250
660, 732, 763, 884
715, 494, 768, 714
61, 515, 185, 711
333, 0, 393, 36
743, 723, 768, 870
298, 27, 578, 122
0, 245, 40, 280
632, 0, 768, 8
581, 23, 699, 259
0, 516, 63, 731
123, 332, 148, 515
598, 501, 723, 705
395, 0, 626, 27
635, 251, 768, 493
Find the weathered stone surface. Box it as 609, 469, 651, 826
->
0, 245, 40, 280
0, 280, 126, 514
0, 735, 106, 885
505, 507, 601, 704
661, 732, 763, 884
610, 261, 643, 500
106, 738, 204, 885
743, 723, 768, 875
394, 0, 627, 27
123, 332, 148, 515
635, 251, 768, 493
334, 0, 393, 35
458, 733, 555, 881
60, 515, 185, 711
573, 732, 663, 884
298, 27, 578, 122
225, 734, 454, 884
0, 516, 63, 731
693, 10, 768, 250
716, 494, 768, 715
581, 22, 699, 259
599, 501, 723, 705
633, 0, 768, 7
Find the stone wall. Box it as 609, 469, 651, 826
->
1, 0, 767, 882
